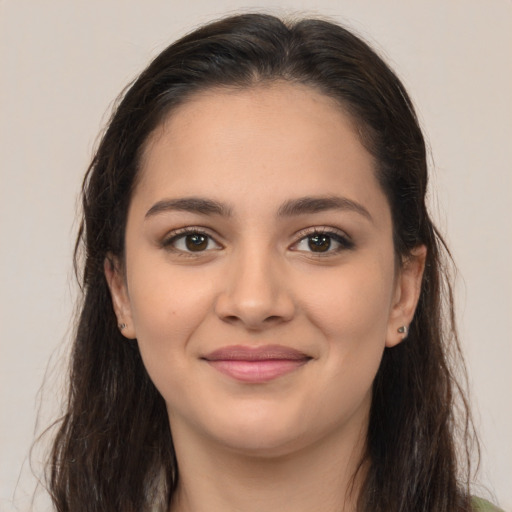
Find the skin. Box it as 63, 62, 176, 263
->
106, 82, 426, 512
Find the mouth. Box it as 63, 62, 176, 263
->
201, 345, 312, 383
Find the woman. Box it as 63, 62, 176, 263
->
46, 13, 501, 512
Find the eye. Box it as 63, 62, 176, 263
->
291, 229, 354, 254
163, 229, 221, 254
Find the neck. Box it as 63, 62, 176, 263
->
169, 420, 368, 512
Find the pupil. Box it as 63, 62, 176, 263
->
308, 234, 331, 252
185, 234, 208, 251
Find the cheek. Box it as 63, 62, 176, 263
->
253, 262, 393, 443
299, 257, 395, 342
125, 265, 223, 419
298, 256, 395, 399
129, 258, 213, 328
125, 259, 217, 377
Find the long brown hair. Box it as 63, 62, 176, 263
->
47, 13, 477, 511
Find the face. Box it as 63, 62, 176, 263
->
106, 83, 425, 458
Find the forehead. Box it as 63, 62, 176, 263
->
142, 83, 347, 156
134, 82, 388, 221
141, 82, 364, 167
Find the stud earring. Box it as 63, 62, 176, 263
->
119, 323, 127, 331
397, 325, 408, 335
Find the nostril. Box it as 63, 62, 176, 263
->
220, 313, 287, 328
264, 315, 282, 323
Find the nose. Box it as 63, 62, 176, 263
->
214, 247, 296, 330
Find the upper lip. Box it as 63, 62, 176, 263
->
202, 345, 311, 361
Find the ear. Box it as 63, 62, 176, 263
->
104, 255, 137, 339
386, 245, 427, 348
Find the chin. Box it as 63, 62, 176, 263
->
218, 427, 308, 459
198, 401, 311, 457
212, 414, 358, 461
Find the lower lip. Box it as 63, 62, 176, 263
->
206, 359, 309, 383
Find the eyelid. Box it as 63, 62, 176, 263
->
289, 226, 354, 253
161, 226, 223, 253
159, 225, 353, 256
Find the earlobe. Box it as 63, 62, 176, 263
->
385, 245, 427, 348
104, 255, 137, 339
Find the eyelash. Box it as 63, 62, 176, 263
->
161, 227, 222, 256
161, 227, 354, 256
291, 228, 354, 255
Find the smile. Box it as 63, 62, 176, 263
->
202, 345, 312, 383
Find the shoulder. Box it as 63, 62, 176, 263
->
472, 497, 505, 512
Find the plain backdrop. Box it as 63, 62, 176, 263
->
1, 1, 511, 510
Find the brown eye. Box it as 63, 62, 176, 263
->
163, 230, 221, 254
185, 233, 208, 251
308, 234, 331, 252
291, 229, 354, 255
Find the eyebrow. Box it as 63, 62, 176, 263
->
145, 197, 232, 218
145, 195, 372, 222
277, 196, 373, 222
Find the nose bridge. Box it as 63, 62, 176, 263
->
215, 239, 294, 328
235, 242, 277, 302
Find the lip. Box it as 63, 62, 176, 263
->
202, 345, 311, 383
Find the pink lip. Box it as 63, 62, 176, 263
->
202, 345, 311, 383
